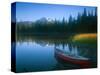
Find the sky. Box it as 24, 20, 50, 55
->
14, 2, 97, 22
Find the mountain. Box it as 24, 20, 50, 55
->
35, 17, 48, 24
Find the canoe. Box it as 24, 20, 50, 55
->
55, 47, 91, 68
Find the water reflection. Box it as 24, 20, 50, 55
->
15, 35, 97, 72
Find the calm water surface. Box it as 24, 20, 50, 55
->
15, 36, 97, 72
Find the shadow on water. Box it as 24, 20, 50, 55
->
14, 35, 97, 72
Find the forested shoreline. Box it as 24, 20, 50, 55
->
13, 8, 97, 36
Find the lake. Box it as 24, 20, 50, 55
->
14, 36, 97, 72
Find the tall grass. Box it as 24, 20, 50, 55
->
72, 33, 97, 44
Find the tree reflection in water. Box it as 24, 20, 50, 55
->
16, 35, 97, 68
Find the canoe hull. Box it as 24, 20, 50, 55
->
55, 48, 91, 68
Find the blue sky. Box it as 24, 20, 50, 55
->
15, 2, 96, 22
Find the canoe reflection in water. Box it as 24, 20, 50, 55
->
54, 44, 91, 68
